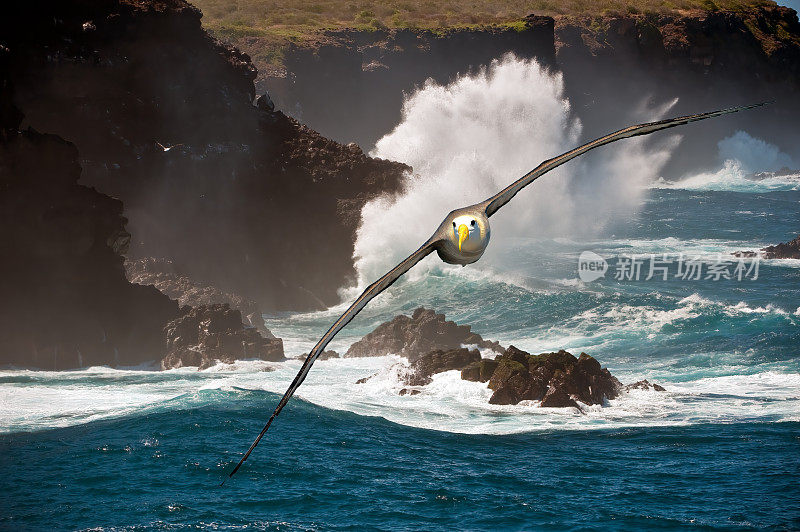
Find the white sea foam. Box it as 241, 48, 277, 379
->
573, 235, 756, 257
0, 368, 190, 433
1, 354, 797, 435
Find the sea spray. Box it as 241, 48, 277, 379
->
656, 131, 800, 191
718, 130, 796, 172
352, 54, 679, 292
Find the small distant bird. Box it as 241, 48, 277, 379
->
222, 102, 767, 484
155, 141, 183, 152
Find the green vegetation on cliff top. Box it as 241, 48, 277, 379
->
191, 0, 783, 71
194, 0, 774, 38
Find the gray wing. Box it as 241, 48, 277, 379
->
481, 103, 767, 217
222, 237, 441, 483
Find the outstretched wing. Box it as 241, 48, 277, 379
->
481, 103, 767, 217
222, 237, 441, 483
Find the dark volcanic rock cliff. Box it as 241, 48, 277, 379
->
0, 0, 408, 368
0, 121, 180, 369
3, 0, 408, 312
269, 18, 557, 149
0, 42, 180, 368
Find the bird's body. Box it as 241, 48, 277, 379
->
435, 208, 490, 265
221, 102, 768, 484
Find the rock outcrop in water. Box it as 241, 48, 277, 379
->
3, 0, 408, 312
762, 236, 800, 259
734, 234, 800, 259
344, 308, 503, 362
366, 338, 664, 407
348, 310, 655, 407
162, 304, 284, 370
625, 379, 666, 392
483, 347, 622, 407
296, 350, 340, 361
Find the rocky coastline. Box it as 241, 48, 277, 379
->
125, 257, 273, 336
4, 0, 408, 314
3, 0, 798, 370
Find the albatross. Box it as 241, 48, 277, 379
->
222, 103, 766, 483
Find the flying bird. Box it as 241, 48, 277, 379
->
155, 141, 183, 152
222, 103, 766, 484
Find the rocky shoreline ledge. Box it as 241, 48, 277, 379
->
162, 304, 283, 370
125, 259, 286, 369
126, 258, 272, 336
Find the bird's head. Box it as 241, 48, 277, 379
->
436, 210, 490, 265
451, 215, 481, 252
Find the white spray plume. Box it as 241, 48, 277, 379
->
351, 54, 678, 291
655, 131, 799, 192
717, 130, 795, 173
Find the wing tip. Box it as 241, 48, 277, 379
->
725, 101, 772, 113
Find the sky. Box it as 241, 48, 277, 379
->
778, 0, 800, 12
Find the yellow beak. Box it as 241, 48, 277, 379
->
457, 224, 469, 251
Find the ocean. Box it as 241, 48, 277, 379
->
2, 57, 799, 530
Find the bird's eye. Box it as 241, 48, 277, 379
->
453, 222, 456, 227
470, 220, 476, 227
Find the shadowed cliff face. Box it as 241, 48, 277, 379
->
264, 8, 800, 175
0, 124, 180, 368
3, 0, 408, 312
2, 38, 180, 368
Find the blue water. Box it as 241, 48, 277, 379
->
1, 180, 799, 528
2, 400, 799, 530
